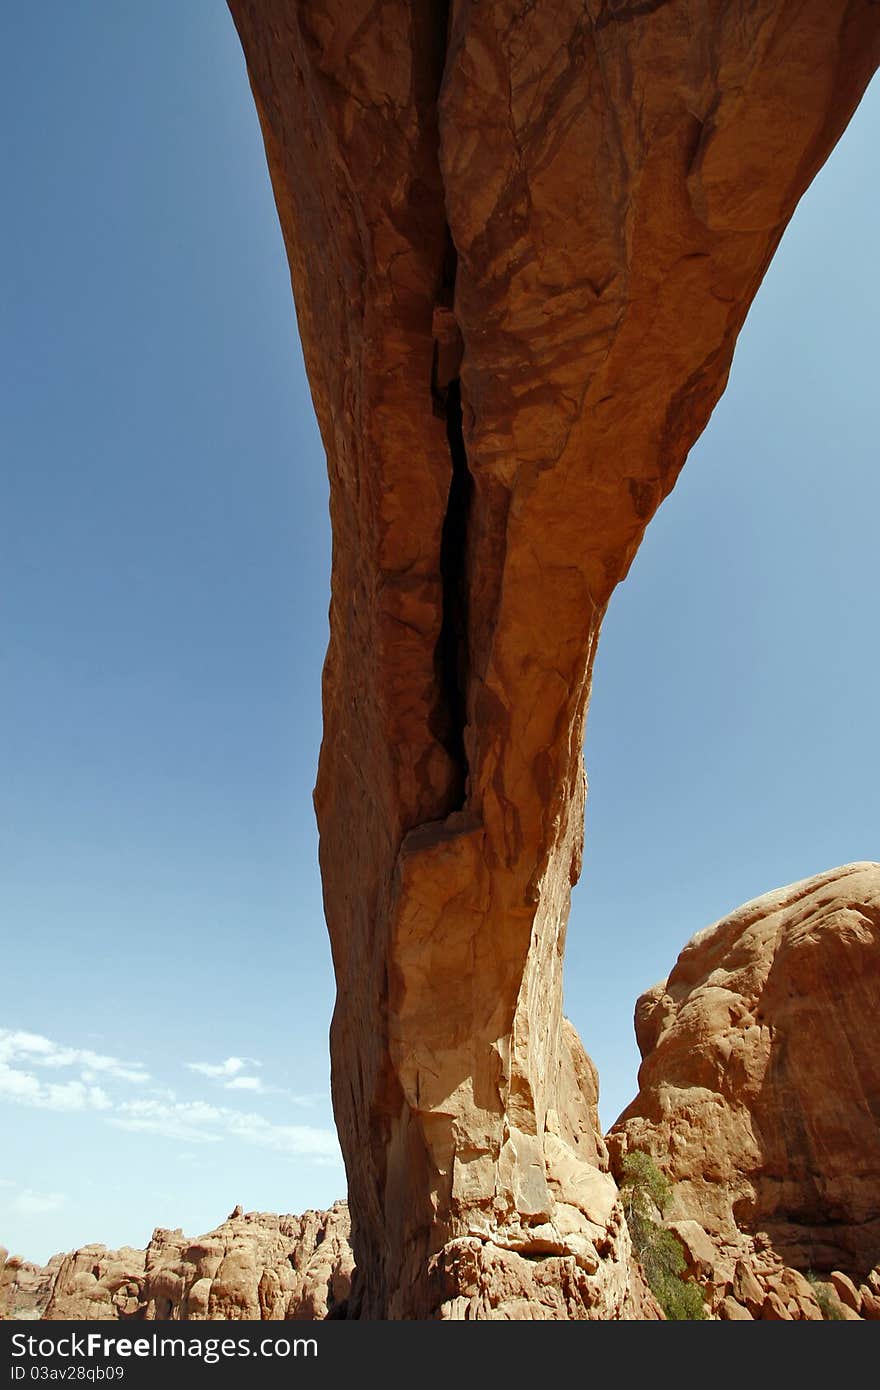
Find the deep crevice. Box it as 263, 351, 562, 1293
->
430, 225, 472, 809
428, 0, 472, 814
434, 374, 473, 808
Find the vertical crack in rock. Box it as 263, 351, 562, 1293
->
429, 225, 472, 812
434, 372, 473, 808
433, 369, 472, 811
429, 0, 471, 812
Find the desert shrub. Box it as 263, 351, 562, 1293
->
654, 1270, 709, 1321
806, 1270, 846, 1321
620, 1150, 672, 1219
638, 1224, 685, 1289
620, 1150, 707, 1321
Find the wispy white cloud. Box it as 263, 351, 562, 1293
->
186, 1056, 258, 1081
10, 1189, 67, 1215
223, 1112, 341, 1163
186, 1057, 273, 1095
222, 1075, 265, 1093
148, 1086, 178, 1102
0, 1064, 112, 1114
0, 1030, 339, 1172
0, 1029, 147, 1115
0, 1030, 150, 1085
280, 1090, 319, 1108
111, 1098, 341, 1164
112, 1098, 225, 1143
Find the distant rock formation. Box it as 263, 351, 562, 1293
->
0, 1248, 57, 1321
0, 1204, 353, 1322
225, 1, 880, 1317
609, 862, 880, 1315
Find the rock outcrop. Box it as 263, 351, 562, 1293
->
0, 1247, 59, 1321
228, 2, 880, 1318
225, 1, 880, 1318
653, 1217, 880, 1320
0, 1204, 353, 1322
711, 1253, 879, 1321
609, 863, 880, 1299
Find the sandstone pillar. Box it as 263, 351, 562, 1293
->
227, 0, 879, 1318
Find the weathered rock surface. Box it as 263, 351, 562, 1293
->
610, 863, 880, 1285
702, 1244, 880, 1321
0, 1204, 353, 1322
0, 1247, 61, 1321
3, 1196, 665, 1322
227, 0, 880, 1317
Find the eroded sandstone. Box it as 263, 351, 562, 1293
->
0, 1204, 353, 1322
610, 863, 880, 1290
226, 0, 880, 1316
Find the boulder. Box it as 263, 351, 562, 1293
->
718, 1297, 753, 1321
859, 1287, 880, 1320
610, 864, 880, 1272
830, 1270, 862, 1314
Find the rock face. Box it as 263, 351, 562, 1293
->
610, 863, 880, 1276
0, 1247, 59, 1321
0, 1204, 353, 1322
226, 1, 880, 1317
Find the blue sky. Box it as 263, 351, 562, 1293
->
1, 5, 876, 1264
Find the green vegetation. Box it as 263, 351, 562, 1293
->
619, 1151, 708, 1321
806, 1270, 846, 1320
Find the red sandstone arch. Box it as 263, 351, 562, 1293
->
228, 0, 879, 1318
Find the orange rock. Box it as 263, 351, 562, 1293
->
226, 0, 880, 1316
0, 1204, 353, 1322
732, 1259, 766, 1318
666, 1220, 726, 1286
610, 864, 880, 1273
794, 1296, 824, 1322
768, 1267, 823, 1320
0, 1251, 59, 1322
718, 1296, 753, 1320
761, 1291, 793, 1321
830, 1270, 862, 1314
769, 1268, 811, 1300
859, 1287, 880, 1320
